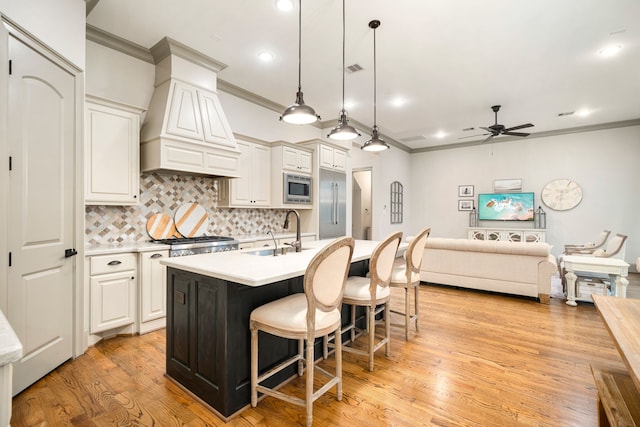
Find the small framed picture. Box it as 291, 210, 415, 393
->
458, 185, 474, 197
494, 178, 522, 192
458, 199, 474, 211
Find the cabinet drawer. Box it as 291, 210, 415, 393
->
90, 253, 137, 275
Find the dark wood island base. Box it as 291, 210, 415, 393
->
166, 260, 369, 419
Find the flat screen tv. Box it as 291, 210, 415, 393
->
477, 192, 535, 221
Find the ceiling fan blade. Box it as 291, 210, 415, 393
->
482, 134, 494, 144
502, 131, 530, 137
504, 123, 533, 132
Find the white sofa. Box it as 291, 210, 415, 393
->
419, 238, 557, 303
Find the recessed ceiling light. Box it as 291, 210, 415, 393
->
391, 97, 406, 108
276, 0, 293, 12
435, 131, 447, 139
576, 109, 591, 117
599, 44, 622, 57
258, 51, 274, 62
344, 100, 356, 110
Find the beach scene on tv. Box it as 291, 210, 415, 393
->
478, 192, 535, 221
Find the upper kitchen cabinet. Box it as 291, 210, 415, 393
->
270, 142, 314, 209
217, 139, 271, 208
319, 143, 347, 171
85, 96, 144, 205
140, 37, 241, 178
277, 144, 312, 174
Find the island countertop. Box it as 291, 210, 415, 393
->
161, 238, 404, 287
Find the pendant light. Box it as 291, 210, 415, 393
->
280, 0, 320, 125
361, 19, 390, 152
327, 0, 360, 141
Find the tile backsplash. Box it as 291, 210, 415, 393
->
85, 172, 290, 244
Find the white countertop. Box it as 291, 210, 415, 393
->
235, 232, 315, 243
0, 309, 23, 365
161, 239, 399, 287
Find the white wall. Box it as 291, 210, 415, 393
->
410, 125, 640, 263
351, 142, 413, 241
0, 0, 85, 69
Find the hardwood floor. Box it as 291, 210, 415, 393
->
11, 284, 621, 426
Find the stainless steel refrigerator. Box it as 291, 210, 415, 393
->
319, 168, 347, 239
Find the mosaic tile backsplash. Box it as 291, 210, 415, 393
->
85, 172, 290, 244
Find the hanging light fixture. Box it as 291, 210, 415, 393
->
280, 0, 320, 125
362, 19, 390, 152
327, 0, 360, 141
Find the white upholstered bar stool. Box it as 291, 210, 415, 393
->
339, 231, 402, 371
389, 227, 431, 340
250, 237, 355, 427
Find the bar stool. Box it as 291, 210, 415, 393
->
389, 227, 430, 340
250, 237, 355, 427
340, 232, 402, 371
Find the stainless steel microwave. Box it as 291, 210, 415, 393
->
284, 173, 312, 204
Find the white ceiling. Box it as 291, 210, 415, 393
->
86, 0, 640, 151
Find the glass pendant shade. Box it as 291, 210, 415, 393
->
280, 0, 319, 125
328, 0, 359, 141
361, 19, 389, 152
362, 126, 390, 152
328, 110, 360, 140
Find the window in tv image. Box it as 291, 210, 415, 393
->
477, 192, 534, 221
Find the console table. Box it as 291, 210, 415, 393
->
563, 255, 629, 306
468, 227, 545, 243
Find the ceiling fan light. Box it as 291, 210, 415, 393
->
361, 126, 390, 152
328, 110, 360, 140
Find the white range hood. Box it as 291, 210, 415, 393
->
140, 37, 240, 177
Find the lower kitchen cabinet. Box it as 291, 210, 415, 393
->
139, 249, 169, 334
89, 253, 137, 334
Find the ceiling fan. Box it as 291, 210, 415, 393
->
461, 105, 534, 143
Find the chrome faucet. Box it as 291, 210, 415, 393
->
267, 230, 278, 256
283, 210, 302, 252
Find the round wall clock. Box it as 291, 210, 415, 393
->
541, 179, 583, 211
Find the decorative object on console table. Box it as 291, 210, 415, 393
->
534, 206, 547, 229
469, 207, 479, 227
458, 185, 474, 197
458, 200, 474, 211
493, 178, 522, 192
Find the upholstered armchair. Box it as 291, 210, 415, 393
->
563, 229, 610, 255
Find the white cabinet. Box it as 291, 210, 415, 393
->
89, 253, 137, 334
468, 227, 546, 243
85, 96, 143, 205
319, 144, 347, 171
139, 250, 169, 334
282, 145, 312, 173
217, 139, 271, 207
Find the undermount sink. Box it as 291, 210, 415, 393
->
244, 246, 309, 256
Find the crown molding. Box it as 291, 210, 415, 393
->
410, 118, 640, 153
149, 37, 227, 73
86, 24, 153, 64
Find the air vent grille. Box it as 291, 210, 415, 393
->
346, 64, 363, 73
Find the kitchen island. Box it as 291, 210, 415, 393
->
160, 239, 394, 420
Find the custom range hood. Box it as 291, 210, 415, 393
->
140, 37, 240, 177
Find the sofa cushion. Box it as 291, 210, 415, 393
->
425, 237, 550, 257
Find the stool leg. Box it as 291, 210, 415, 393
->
384, 302, 391, 356
336, 325, 343, 401
404, 286, 410, 340
368, 306, 374, 371
414, 282, 420, 332
250, 328, 258, 407
298, 339, 304, 376
306, 337, 314, 427
350, 304, 356, 342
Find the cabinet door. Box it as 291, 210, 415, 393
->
85, 99, 141, 205
319, 145, 334, 169
297, 150, 312, 173
332, 148, 347, 171
251, 144, 271, 206
90, 271, 136, 333
230, 140, 252, 205
140, 251, 169, 325
198, 89, 236, 148
165, 81, 204, 140
283, 146, 301, 171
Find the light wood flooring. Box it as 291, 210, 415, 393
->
11, 284, 622, 426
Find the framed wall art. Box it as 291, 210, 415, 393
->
458, 185, 474, 197
458, 199, 474, 211
493, 178, 522, 192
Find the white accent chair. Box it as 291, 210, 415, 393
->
338, 231, 402, 371
563, 229, 611, 255
389, 227, 431, 340
250, 237, 355, 427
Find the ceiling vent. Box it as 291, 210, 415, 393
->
346, 63, 363, 73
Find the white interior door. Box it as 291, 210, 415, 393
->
7, 32, 76, 395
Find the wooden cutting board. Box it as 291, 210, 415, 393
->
174, 202, 209, 237
146, 213, 181, 239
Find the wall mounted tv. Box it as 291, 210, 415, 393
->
477, 192, 535, 221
